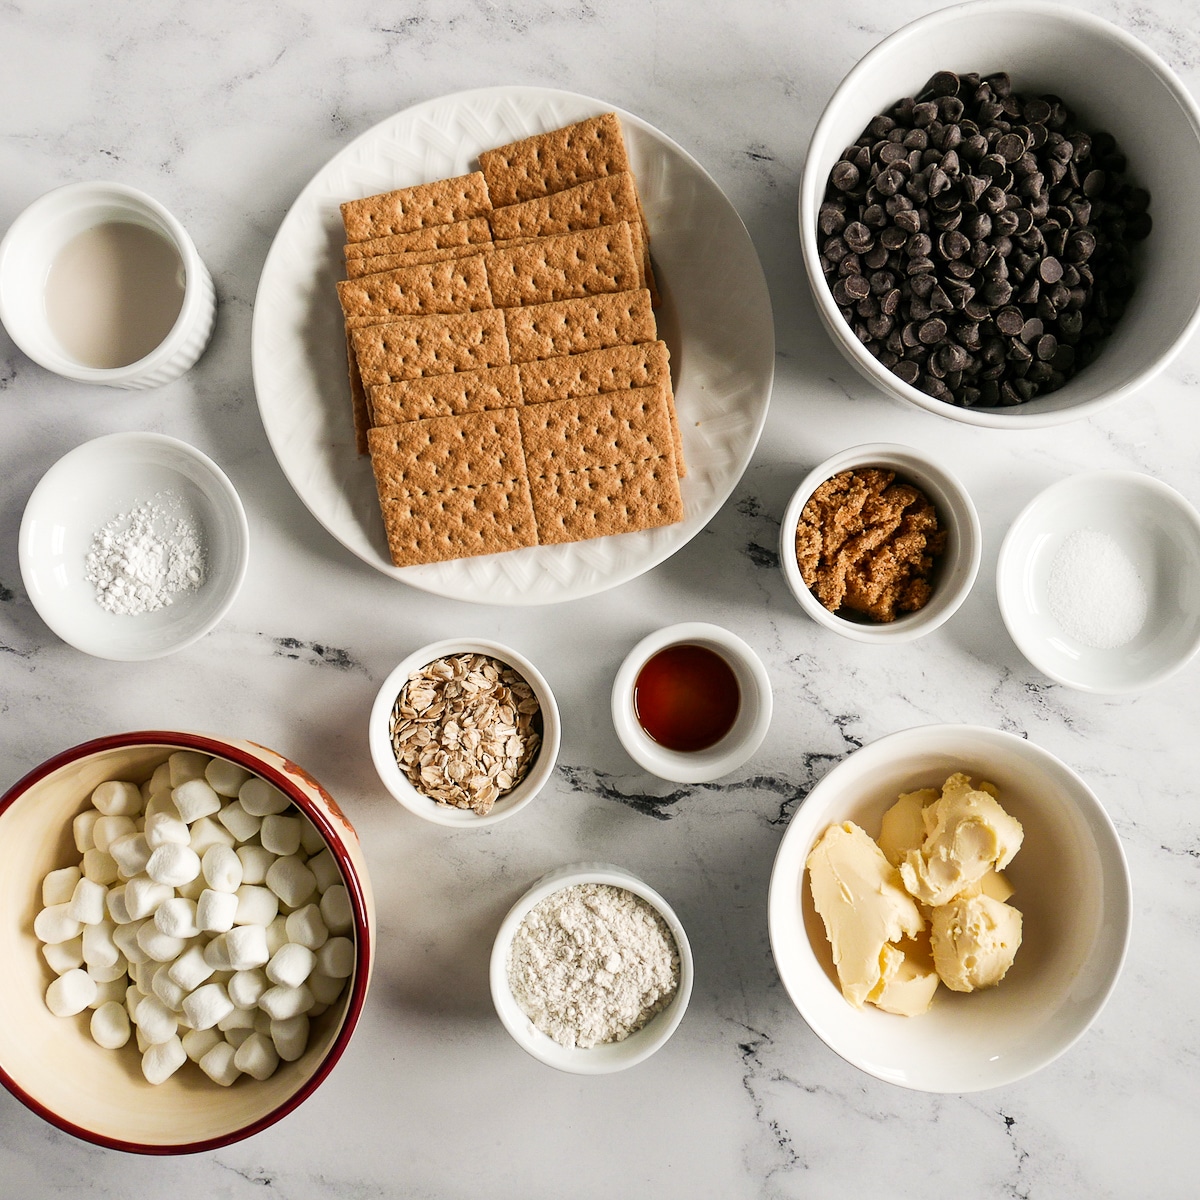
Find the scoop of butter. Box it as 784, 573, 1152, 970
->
930, 892, 1023, 992
899, 772, 1024, 906
806, 821, 931, 1010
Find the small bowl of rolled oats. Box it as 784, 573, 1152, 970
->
368, 638, 560, 826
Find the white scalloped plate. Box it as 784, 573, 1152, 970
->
251, 86, 774, 605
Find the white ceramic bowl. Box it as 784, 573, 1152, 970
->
768, 724, 1131, 1093
489, 863, 693, 1074
369, 637, 560, 826
610, 622, 772, 783
0, 730, 376, 1153
799, 1, 1200, 427
997, 470, 1200, 692
0, 181, 216, 389
19, 432, 249, 661
779, 444, 981, 643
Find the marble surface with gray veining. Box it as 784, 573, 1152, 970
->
2, 1, 1199, 1196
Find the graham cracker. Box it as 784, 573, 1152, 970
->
368, 364, 523, 426
478, 113, 632, 206
483, 222, 641, 309
344, 217, 493, 260
337, 256, 492, 327
503, 289, 656, 362
367, 410, 538, 566
341, 172, 492, 241
351, 309, 511, 386
345, 243, 490, 280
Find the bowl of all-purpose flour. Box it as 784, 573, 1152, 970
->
489, 863, 693, 1074
19, 432, 249, 661
997, 470, 1200, 693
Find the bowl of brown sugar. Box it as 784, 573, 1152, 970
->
779, 443, 981, 643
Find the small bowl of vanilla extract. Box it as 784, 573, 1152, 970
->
610, 622, 773, 783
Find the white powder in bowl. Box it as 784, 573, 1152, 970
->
1046, 527, 1147, 649
85, 491, 207, 616
507, 882, 680, 1050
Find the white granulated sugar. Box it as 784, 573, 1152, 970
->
507, 882, 680, 1050
1047, 527, 1147, 649
85, 492, 207, 616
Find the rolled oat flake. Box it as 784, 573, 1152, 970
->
85, 491, 207, 616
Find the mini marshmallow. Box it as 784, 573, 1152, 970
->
182, 981, 234, 1031
146, 843, 201, 888
133, 994, 178, 1043
224, 1025, 253, 1049
67, 877, 108, 926
172, 778, 222, 824
233, 1031, 280, 1081
258, 982, 314, 1021
217, 800, 261, 843
202, 934, 233, 972
43, 936, 84, 974
46, 969, 97, 1016
227, 968, 268, 1010
142, 1036, 187, 1085
151, 968, 187, 1012
73, 809, 100, 853
224, 923, 270, 971
144, 810, 190, 849
87, 975, 128, 1007
82, 919, 119, 969
136, 922, 187, 963
112, 920, 150, 965
239, 776, 291, 817
169, 943, 214, 992
106, 884, 133, 925
176, 874, 207, 902
308, 972, 346, 1006
91, 780, 142, 817
202, 844, 243, 893
34, 903, 83, 945
234, 884, 279, 927
188, 815, 236, 856
154, 896, 200, 939
182, 1026, 222, 1062
266, 855, 316, 908
316, 936, 355, 979
199, 1039, 241, 1086
92, 814, 136, 854
307, 849, 341, 894
109, 832, 152, 879
266, 942, 316, 989
320, 884, 353, 934
299, 818, 325, 856
205, 757, 252, 798
142, 791, 180, 820
285, 904, 328, 950
42, 865, 82, 907
217, 1004, 256, 1032
236, 844, 276, 885
168, 750, 210, 788
271, 1014, 310, 1062
197, 888, 239, 934
81, 847, 120, 886
90, 1000, 132, 1049
124, 875, 173, 920
260, 813, 303, 857
253, 1007, 273, 1035
148, 761, 173, 794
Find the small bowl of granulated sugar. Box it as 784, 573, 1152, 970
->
490, 863, 694, 1074
998, 470, 1200, 693
19, 431, 249, 660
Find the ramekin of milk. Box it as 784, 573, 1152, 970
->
0, 182, 215, 389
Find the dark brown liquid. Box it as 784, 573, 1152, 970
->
634, 643, 740, 752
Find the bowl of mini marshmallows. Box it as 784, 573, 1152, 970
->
489, 863, 693, 1074
0, 731, 375, 1153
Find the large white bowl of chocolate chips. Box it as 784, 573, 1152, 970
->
799, 0, 1200, 426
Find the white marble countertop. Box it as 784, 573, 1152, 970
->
2, 1, 1198, 1195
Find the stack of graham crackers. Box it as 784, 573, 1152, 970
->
335, 113, 685, 569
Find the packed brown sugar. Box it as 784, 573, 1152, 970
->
795, 467, 946, 622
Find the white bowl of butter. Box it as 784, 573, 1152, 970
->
768, 724, 1130, 1092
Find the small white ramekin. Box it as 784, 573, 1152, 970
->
0, 181, 215, 389
369, 637, 560, 827
779, 443, 981, 643
490, 862, 694, 1074
610, 622, 772, 783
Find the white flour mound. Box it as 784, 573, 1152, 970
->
507, 882, 680, 1049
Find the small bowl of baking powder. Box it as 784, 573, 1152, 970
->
19, 431, 249, 660
490, 863, 694, 1074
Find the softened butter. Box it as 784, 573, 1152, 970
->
931, 893, 1023, 992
